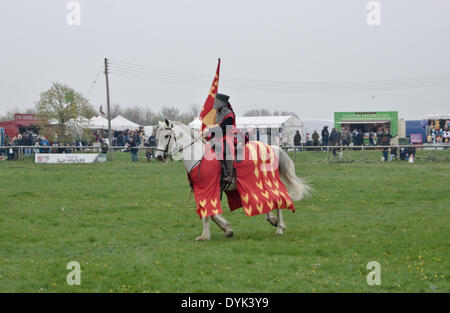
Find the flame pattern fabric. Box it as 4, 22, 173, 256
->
189, 141, 295, 219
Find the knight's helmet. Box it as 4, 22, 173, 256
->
213, 93, 230, 110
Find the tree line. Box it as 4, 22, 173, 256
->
109, 103, 200, 126
0, 81, 300, 143
243, 109, 299, 118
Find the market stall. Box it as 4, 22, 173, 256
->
426, 114, 450, 144
334, 111, 400, 144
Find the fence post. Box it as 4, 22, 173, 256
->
327, 146, 330, 162
361, 145, 364, 161
108, 148, 114, 161
293, 147, 296, 162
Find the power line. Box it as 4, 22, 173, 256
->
109, 60, 450, 88
108, 59, 450, 94
85, 65, 104, 100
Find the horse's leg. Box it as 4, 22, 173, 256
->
211, 214, 234, 238
196, 216, 211, 241
266, 211, 278, 227
275, 209, 286, 235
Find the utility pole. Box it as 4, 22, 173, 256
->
104, 58, 113, 157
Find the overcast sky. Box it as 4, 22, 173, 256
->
1, 0, 449, 120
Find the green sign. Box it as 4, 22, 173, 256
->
334, 111, 399, 137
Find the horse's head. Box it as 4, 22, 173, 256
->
154, 119, 175, 162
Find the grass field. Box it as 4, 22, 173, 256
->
0, 149, 449, 292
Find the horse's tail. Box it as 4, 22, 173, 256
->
277, 147, 311, 201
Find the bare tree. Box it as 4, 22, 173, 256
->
110, 103, 123, 119
159, 105, 181, 121
189, 103, 201, 118
122, 105, 144, 125
243, 109, 272, 116
243, 108, 298, 118
243, 109, 259, 117
280, 111, 299, 118
142, 107, 158, 125
0, 107, 36, 121
0, 109, 18, 121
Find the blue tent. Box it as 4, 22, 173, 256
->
406, 120, 426, 143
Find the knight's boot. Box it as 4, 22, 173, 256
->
222, 160, 234, 184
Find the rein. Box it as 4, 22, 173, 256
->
157, 126, 203, 172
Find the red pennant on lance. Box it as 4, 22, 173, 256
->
100, 105, 105, 116
199, 59, 220, 131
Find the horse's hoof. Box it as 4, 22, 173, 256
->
275, 229, 284, 235
225, 229, 234, 238
195, 236, 210, 241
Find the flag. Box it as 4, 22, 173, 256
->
100, 105, 105, 116
199, 59, 220, 131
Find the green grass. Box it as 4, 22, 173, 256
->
0, 150, 449, 293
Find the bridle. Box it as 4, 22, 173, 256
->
156, 127, 174, 159
156, 126, 197, 160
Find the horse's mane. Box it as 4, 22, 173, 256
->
172, 121, 206, 144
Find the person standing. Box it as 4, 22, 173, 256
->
329, 127, 340, 156
41, 137, 50, 153
321, 126, 329, 147
294, 130, 302, 151
305, 132, 311, 145
369, 130, 375, 146
380, 128, 392, 161
353, 129, 359, 146
129, 137, 138, 162
358, 129, 364, 146
341, 128, 349, 147
101, 139, 109, 154
312, 130, 320, 151
146, 132, 157, 161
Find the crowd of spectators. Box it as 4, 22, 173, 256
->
426, 121, 449, 144
297, 126, 394, 148
292, 125, 418, 161
0, 127, 159, 162
92, 128, 158, 162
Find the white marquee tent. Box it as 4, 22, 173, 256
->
189, 116, 302, 130
89, 115, 109, 129
236, 116, 300, 129
426, 114, 450, 120
188, 115, 304, 146
111, 115, 140, 130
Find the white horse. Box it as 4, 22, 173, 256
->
155, 119, 309, 241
